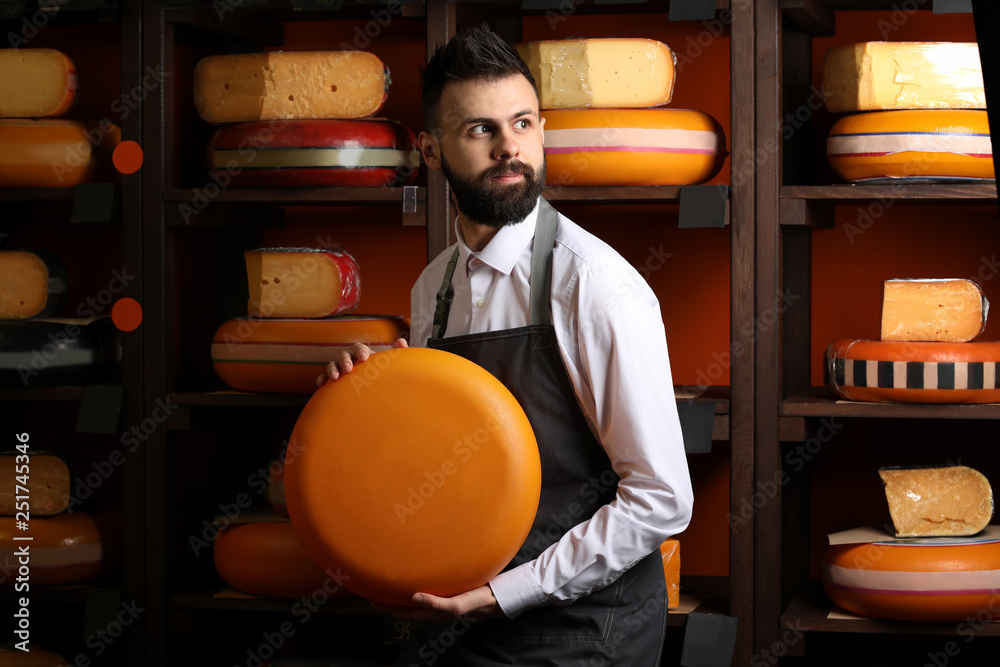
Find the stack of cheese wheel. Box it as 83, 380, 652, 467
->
823, 465, 999, 621
211, 247, 409, 393
516, 38, 726, 186
0, 452, 121, 585
0, 48, 121, 188
823, 42, 993, 183
193, 50, 420, 187
825, 278, 1000, 403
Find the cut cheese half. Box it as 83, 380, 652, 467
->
879, 466, 993, 538
211, 315, 408, 394
0, 250, 67, 320
827, 109, 994, 183
541, 108, 726, 186
823, 42, 986, 113
516, 38, 675, 110
881, 279, 989, 343
0, 509, 121, 585
660, 539, 680, 609
193, 51, 389, 124
245, 248, 361, 319
0, 48, 78, 118
0, 453, 70, 516
823, 536, 1000, 621
825, 338, 1000, 404
208, 119, 420, 187
284, 347, 541, 606
0, 119, 121, 188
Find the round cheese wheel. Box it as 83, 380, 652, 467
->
284, 347, 541, 606
213, 521, 351, 599
541, 108, 727, 186
0, 119, 120, 188
211, 315, 409, 394
0, 318, 122, 388
208, 119, 421, 187
827, 109, 994, 183
0, 647, 69, 666
823, 536, 1000, 621
0, 509, 121, 585
0, 48, 78, 118
825, 338, 1000, 404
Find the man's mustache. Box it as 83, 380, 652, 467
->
482, 161, 534, 180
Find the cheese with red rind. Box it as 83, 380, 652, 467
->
0, 250, 68, 320
659, 539, 680, 609
193, 51, 389, 124
0, 48, 78, 118
245, 248, 361, 319
880, 466, 993, 538
0, 453, 70, 516
0, 119, 121, 188
881, 279, 989, 343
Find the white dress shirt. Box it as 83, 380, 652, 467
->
410, 199, 694, 619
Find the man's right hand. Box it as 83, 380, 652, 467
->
317, 338, 409, 386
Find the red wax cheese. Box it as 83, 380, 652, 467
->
208, 119, 420, 187
0, 453, 70, 516
0, 250, 68, 320
211, 315, 408, 393
0, 48, 77, 118
825, 338, 1000, 404
0, 119, 121, 188
245, 248, 361, 319
0, 509, 121, 585
541, 108, 726, 186
823, 536, 1000, 621
284, 347, 541, 606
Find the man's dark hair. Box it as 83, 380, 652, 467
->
421, 24, 539, 134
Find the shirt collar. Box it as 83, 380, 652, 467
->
454, 200, 540, 277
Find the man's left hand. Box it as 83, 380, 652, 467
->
372, 585, 504, 622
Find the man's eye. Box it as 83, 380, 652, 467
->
470, 125, 489, 135
516, 119, 530, 129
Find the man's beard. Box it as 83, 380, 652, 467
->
441, 156, 546, 229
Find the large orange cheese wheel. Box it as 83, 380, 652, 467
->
213, 521, 352, 599
825, 339, 1000, 404
0, 510, 121, 585
823, 536, 1000, 621
211, 315, 408, 394
541, 108, 727, 186
827, 109, 994, 183
0, 119, 120, 188
284, 347, 541, 606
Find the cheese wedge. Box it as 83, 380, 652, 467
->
881, 279, 989, 343
245, 248, 361, 319
0, 48, 77, 118
0, 453, 70, 516
515, 38, 675, 110
823, 42, 985, 113
659, 539, 680, 609
879, 466, 993, 538
193, 51, 390, 124
0, 250, 67, 319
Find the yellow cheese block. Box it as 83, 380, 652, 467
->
193, 51, 390, 124
0, 119, 121, 188
0, 250, 67, 319
881, 279, 989, 343
823, 42, 985, 113
245, 248, 361, 318
659, 539, 680, 609
515, 38, 675, 110
0, 453, 70, 516
879, 466, 993, 537
0, 48, 77, 118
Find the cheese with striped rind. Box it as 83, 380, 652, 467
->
0, 453, 70, 516
827, 109, 994, 183
825, 338, 1000, 404
822, 536, 1000, 621
0, 119, 121, 188
211, 315, 408, 393
823, 42, 986, 113
541, 108, 726, 186
881, 279, 989, 343
208, 119, 421, 187
245, 248, 361, 319
879, 466, 993, 538
0, 250, 68, 320
193, 51, 390, 124
515, 38, 675, 110
0, 509, 121, 585
0, 48, 77, 118
659, 539, 680, 609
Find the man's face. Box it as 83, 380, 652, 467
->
421, 75, 546, 228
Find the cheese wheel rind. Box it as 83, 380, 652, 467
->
245, 248, 362, 319
0, 48, 78, 118
824, 338, 1000, 404
823, 42, 986, 113
541, 108, 726, 186
827, 109, 994, 183
0, 250, 68, 320
0, 119, 121, 188
193, 51, 390, 124
0, 453, 71, 516
0, 510, 121, 585
879, 466, 994, 537
881, 279, 988, 343
284, 346, 541, 606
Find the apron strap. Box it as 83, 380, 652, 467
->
431, 198, 560, 337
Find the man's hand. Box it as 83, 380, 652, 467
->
371, 585, 504, 623
317, 338, 408, 386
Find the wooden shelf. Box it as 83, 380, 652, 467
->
169, 589, 379, 615
781, 183, 998, 203
0, 387, 85, 401
0, 188, 75, 202
163, 186, 423, 205
0, 582, 124, 603
780, 388, 1000, 420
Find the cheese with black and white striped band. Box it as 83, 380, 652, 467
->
827, 109, 994, 183
825, 338, 1000, 404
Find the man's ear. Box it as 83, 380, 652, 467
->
418, 131, 442, 171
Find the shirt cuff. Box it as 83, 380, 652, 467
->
488, 564, 546, 619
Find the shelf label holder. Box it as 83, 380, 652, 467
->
679, 184, 729, 228
669, 0, 715, 21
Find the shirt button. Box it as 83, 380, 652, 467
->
476, 298, 486, 308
